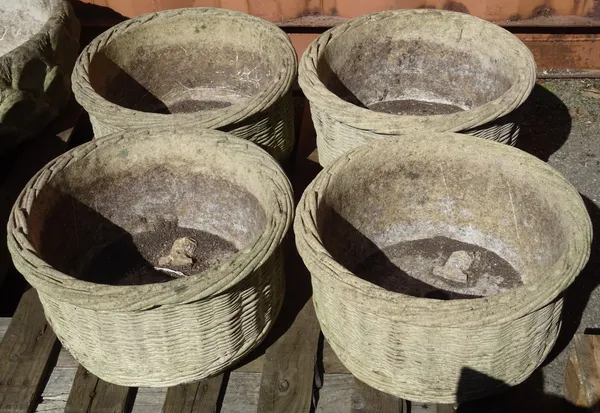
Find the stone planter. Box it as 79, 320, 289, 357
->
294, 132, 591, 402
0, 0, 80, 155
7, 128, 293, 386
299, 9, 536, 166
73, 8, 297, 161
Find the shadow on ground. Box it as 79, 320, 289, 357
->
451, 368, 598, 413
516, 84, 572, 162
542, 196, 600, 368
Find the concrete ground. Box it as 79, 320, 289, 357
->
533, 79, 600, 393
456, 79, 600, 412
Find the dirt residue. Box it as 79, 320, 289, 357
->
368, 99, 465, 116
353, 236, 522, 299
77, 219, 238, 285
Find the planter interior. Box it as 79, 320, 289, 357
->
0, 1, 48, 55
318, 14, 517, 116
317, 146, 566, 299
26, 146, 267, 285
88, 13, 280, 114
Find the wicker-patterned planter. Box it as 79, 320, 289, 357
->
294, 133, 591, 402
7, 129, 293, 387
299, 9, 536, 166
72, 8, 296, 161
0, 0, 80, 155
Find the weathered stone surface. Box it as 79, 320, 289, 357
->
433, 250, 473, 284
0, 0, 80, 156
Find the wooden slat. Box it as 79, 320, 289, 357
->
351, 379, 405, 413
235, 339, 348, 375
0, 290, 59, 413
411, 403, 457, 413
565, 334, 600, 411
255, 94, 322, 413
65, 365, 134, 413
256, 299, 321, 413
64, 367, 97, 413
162, 374, 224, 413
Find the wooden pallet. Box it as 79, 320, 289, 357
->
565, 334, 600, 412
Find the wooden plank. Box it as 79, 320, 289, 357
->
219, 373, 261, 413
34, 367, 75, 412
162, 374, 224, 413
435, 404, 456, 413
65, 365, 134, 413
256, 298, 321, 413
315, 374, 353, 413
235, 339, 347, 375
565, 334, 600, 411
64, 367, 97, 413
0, 290, 59, 413
255, 85, 322, 413
351, 379, 405, 413
411, 403, 457, 413
38, 369, 411, 413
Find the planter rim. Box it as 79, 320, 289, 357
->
298, 9, 536, 135
0, 0, 80, 147
7, 128, 294, 312
294, 132, 591, 328
1, 0, 70, 62
72, 7, 297, 130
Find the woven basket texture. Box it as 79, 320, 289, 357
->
7, 129, 294, 387
72, 8, 296, 161
299, 10, 536, 166
294, 133, 591, 403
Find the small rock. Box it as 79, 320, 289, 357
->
158, 237, 198, 267
432, 250, 474, 284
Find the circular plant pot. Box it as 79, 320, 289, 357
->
7, 128, 293, 387
294, 132, 591, 402
0, 0, 80, 155
73, 8, 297, 161
299, 9, 536, 166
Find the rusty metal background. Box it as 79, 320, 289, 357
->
77, 0, 600, 25
73, 0, 600, 73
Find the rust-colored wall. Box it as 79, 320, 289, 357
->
78, 0, 600, 23
287, 32, 600, 72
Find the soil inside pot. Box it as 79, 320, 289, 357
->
78, 221, 238, 286
0, 9, 44, 55
353, 236, 522, 299
367, 99, 465, 116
